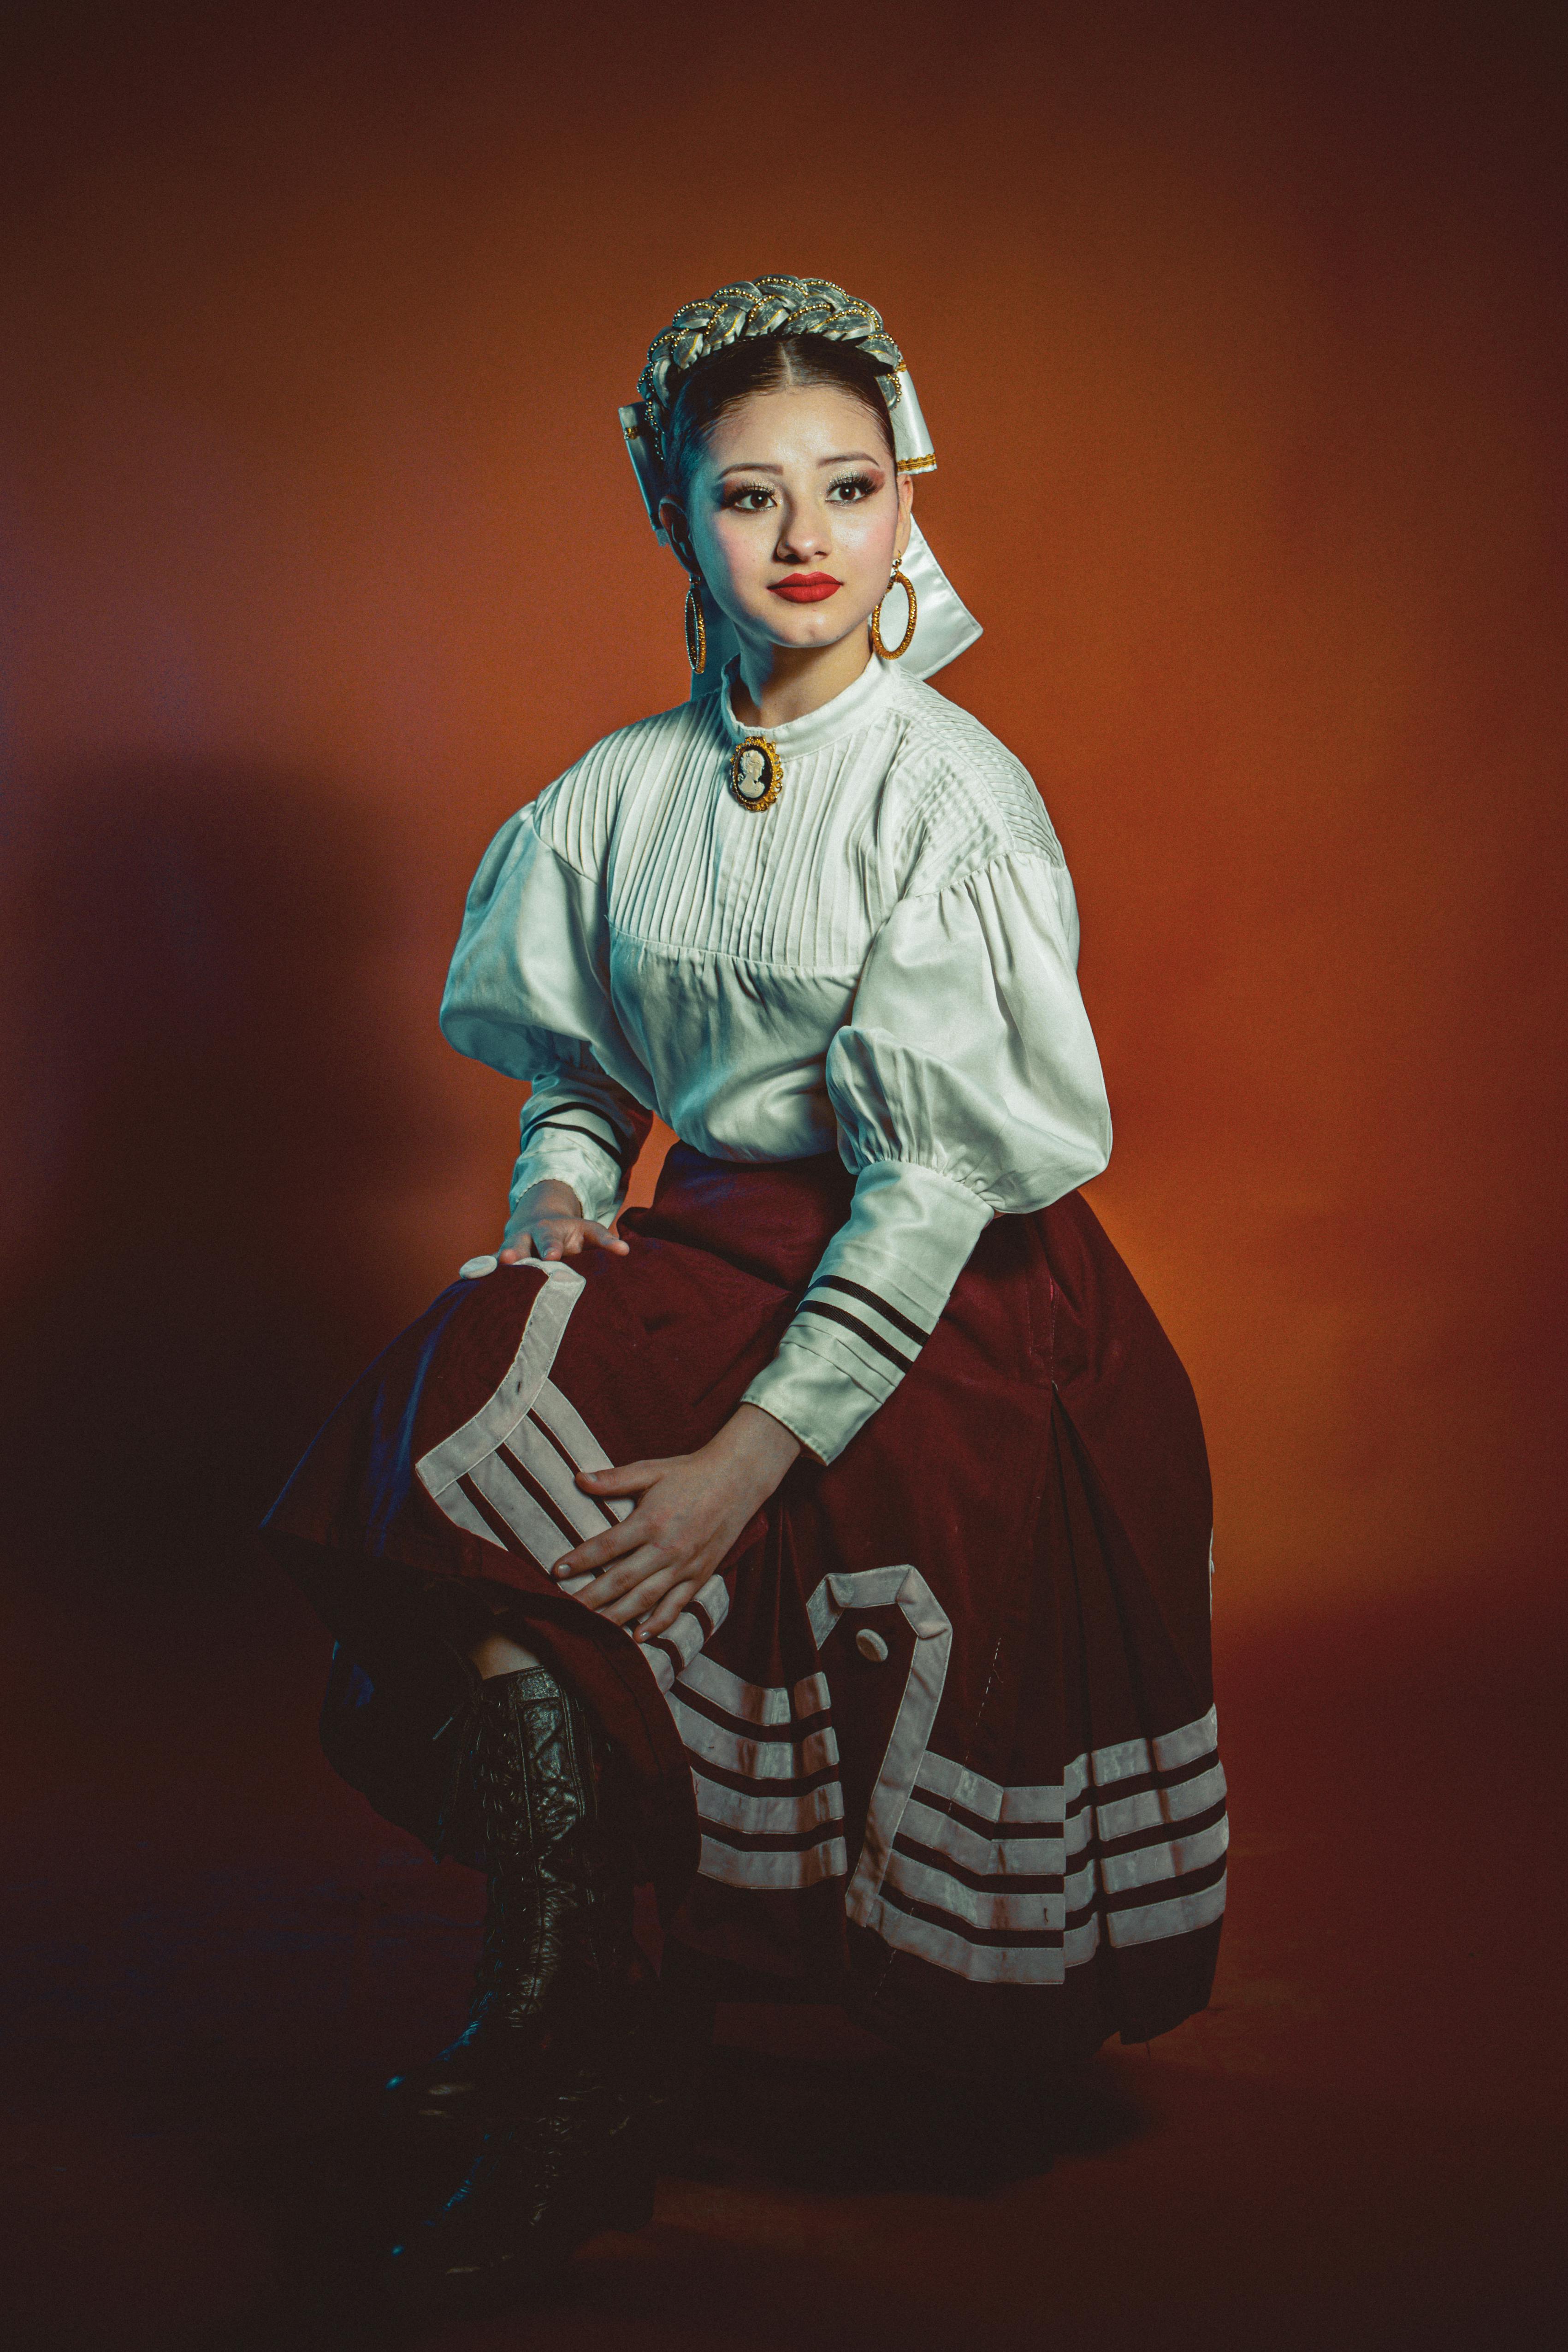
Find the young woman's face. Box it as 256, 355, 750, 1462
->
663, 383, 912, 657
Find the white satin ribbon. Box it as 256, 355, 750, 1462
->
619, 366, 982, 693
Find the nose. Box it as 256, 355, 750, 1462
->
772, 496, 830, 564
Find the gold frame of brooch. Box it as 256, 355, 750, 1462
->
728, 735, 784, 813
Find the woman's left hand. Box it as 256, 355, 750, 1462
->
563, 1404, 803, 1641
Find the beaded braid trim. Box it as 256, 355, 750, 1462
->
638, 274, 905, 463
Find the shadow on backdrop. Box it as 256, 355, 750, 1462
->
1, 759, 433, 1600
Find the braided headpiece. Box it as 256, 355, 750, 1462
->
637, 275, 905, 464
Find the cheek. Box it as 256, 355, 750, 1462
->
695, 509, 769, 590
833, 498, 900, 575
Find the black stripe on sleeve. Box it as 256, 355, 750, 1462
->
522, 1117, 636, 1177
529, 1096, 621, 1135
795, 1297, 919, 1370
812, 1275, 932, 1346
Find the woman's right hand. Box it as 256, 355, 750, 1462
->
497, 1179, 630, 1265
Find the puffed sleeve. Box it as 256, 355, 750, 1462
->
439, 808, 654, 1228
741, 852, 1111, 1461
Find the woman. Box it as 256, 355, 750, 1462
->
265, 274, 1225, 2312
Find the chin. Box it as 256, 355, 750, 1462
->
764, 610, 870, 652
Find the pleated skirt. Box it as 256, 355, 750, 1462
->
264, 1145, 1225, 2075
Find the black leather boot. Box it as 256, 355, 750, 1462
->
382, 1664, 649, 2133
385, 2017, 657, 2312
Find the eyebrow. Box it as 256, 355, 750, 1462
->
715, 452, 885, 477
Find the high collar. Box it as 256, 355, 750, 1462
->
717, 652, 894, 757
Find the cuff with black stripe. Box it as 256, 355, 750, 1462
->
741, 1161, 994, 1460
740, 1327, 897, 1465
742, 1251, 949, 1464
793, 1274, 931, 1378
521, 1092, 639, 1175
513, 1091, 643, 1229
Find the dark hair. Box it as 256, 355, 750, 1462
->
662, 333, 895, 504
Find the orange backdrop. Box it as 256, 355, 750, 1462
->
2, 0, 1563, 1647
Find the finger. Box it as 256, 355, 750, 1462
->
574, 1460, 664, 1499
582, 1222, 632, 1256
559, 1492, 664, 1577
574, 1540, 668, 1605
600, 1564, 682, 1627
574, 1544, 667, 1612
560, 1518, 650, 1579
633, 1581, 705, 1640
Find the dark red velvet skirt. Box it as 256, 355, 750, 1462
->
264, 1145, 1224, 2074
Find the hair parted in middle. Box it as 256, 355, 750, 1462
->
661, 334, 897, 505
637, 275, 906, 505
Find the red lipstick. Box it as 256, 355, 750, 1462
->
769, 573, 841, 604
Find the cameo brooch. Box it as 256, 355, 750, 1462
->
728, 735, 784, 813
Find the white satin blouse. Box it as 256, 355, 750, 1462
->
440, 653, 1112, 1463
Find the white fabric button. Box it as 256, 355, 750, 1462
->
458, 1255, 498, 1280
855, 1629, 889, 1664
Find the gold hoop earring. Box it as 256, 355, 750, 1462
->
870, 556, 917, 660
684, 576, 707, 674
